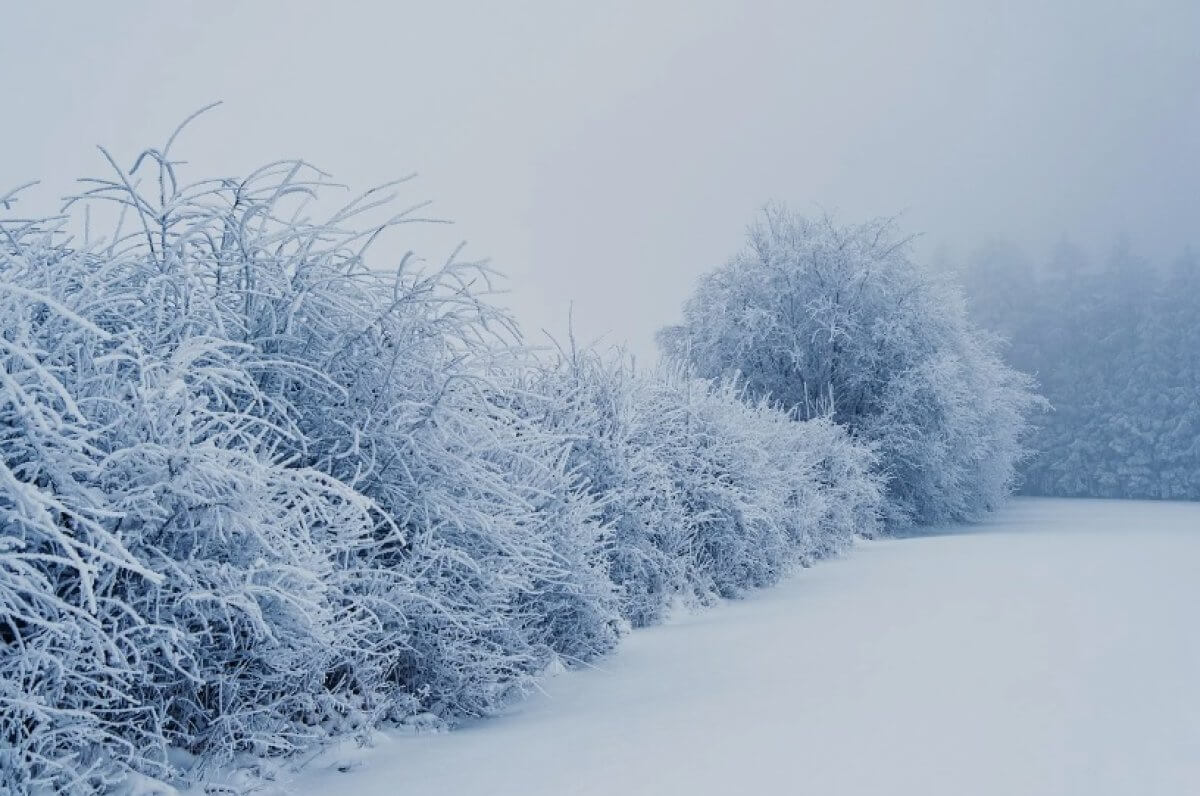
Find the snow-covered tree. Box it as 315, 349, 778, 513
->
659, 208, 1042, 526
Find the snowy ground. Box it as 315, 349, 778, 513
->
283, 498, 1200, 795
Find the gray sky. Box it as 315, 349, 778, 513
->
6, 0, 1198, 359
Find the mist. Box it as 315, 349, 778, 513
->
9, 4, 1200, 793
6, 0, 1198, 361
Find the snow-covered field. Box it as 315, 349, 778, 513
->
286, 498, 1200, 796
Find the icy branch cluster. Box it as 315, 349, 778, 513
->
1, 138, 892, 792
513, 355, 882, 628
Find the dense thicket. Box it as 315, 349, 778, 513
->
1, 132, 884, 793
514, 354, 882, 627
958, 241, 1200, 499
659, 209, 1043, 527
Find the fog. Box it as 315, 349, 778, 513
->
5, 0, 1198, 359
6, 6, 1200, 791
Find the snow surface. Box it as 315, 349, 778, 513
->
285, 498, 1200, 795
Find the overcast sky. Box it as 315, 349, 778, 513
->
5, 0, 1198, 359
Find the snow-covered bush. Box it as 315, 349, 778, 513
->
659, 208, 1042, 527
1, 126, 885, 794
1, 172, 412, 790
656, 373, 882, 600
512, 354, 690, 627
517, 351, 882, 626
0, 217, 168, 793
0, 126, 615, 790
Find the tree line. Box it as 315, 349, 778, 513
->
957, 239, 1200, 500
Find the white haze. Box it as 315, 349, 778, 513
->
5, 0, 1198, 360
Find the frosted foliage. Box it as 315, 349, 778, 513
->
0, 141, 605, 789
515, 354, 881, 627
1, 132, 885, 793
660, 209, 1042, 527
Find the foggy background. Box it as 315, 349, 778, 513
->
5, 0, 1198, 360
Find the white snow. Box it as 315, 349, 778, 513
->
285, 497, 1200, 796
